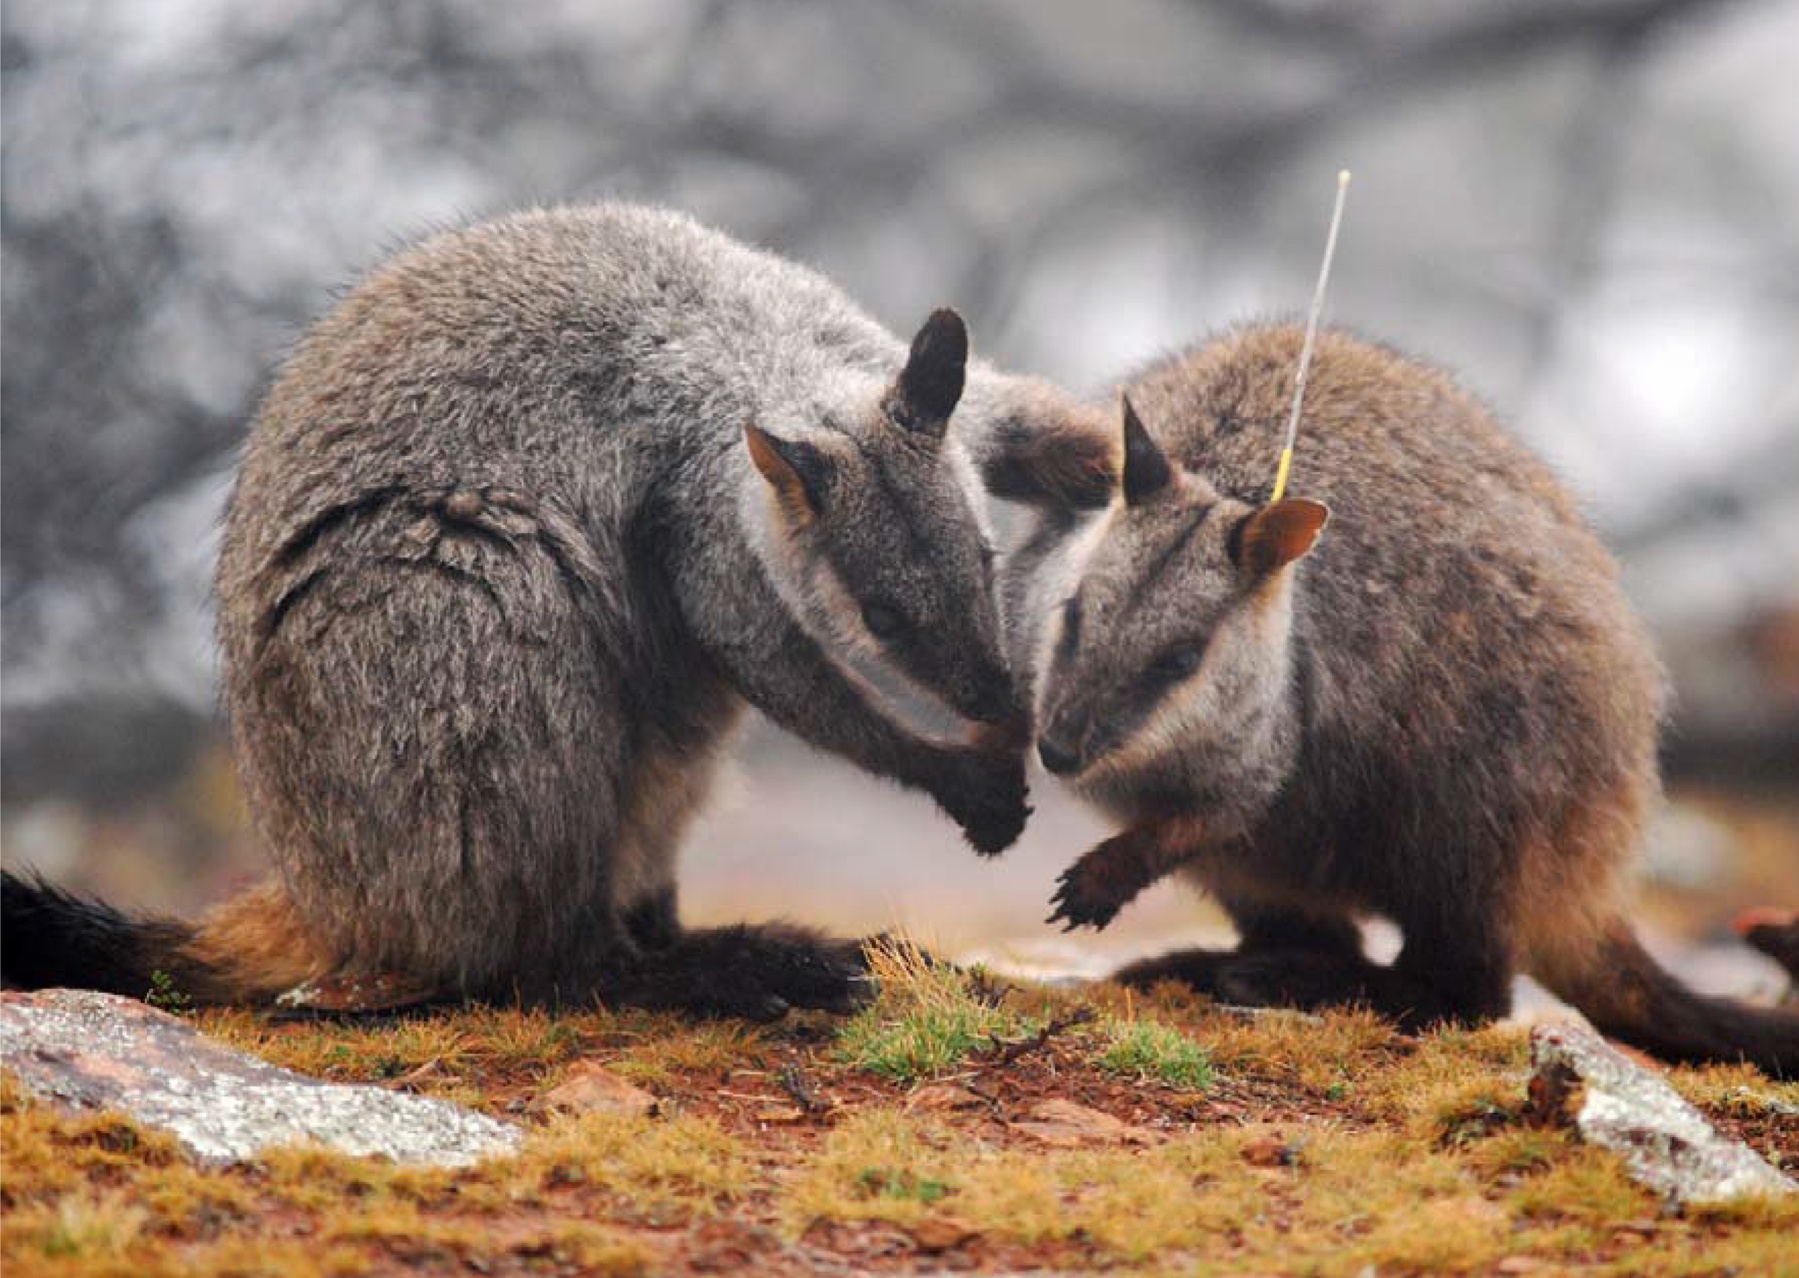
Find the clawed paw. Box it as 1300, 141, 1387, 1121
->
1045, 864, 1122, 932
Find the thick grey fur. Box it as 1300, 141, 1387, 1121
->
204, 203, 1092, 1013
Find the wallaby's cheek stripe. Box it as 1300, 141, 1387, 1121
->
804, 560, 965, 739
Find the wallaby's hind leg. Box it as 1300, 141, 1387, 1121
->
1212, 902, 1512, 1031
230, 519, 646, 1004
1229, 899, 1364, 957
1112, 891, 1369, 1006
600, 738, 870, 1018
1112, 946, 1239, 995
602, 923, 870, 1020
609, 869, 871, 1017
623, 888, 681, 952
1377, 896, 1514, 1031
1208, 898, 1384, 1011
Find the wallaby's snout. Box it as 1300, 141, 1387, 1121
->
1038, 700, 1105, 775
1037, 735, 1081, 776
959, 670, 1018, 725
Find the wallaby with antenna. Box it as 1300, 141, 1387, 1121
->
1, 203, 1112, 1019
1013, 175, 1798, 1074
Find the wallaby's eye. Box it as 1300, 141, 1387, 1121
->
862, 602, 905, 640
1149, 645, 1203, 685
979, 542, 997, 572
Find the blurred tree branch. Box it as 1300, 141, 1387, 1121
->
1, 0, 1789, 793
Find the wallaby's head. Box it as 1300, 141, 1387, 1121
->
1033, 397, 1328, 784
742, 309, 1016, 724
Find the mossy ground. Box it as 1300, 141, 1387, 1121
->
4, 947, 1797, 1277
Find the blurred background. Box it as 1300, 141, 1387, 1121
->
4, 0, 1796, 1003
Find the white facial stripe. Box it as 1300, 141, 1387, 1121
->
739, 465, 816, 616
1032, 501, 1122, 724
941, 435, 993, 543
1067, 498, 1121, 574
812, 560, 976, 736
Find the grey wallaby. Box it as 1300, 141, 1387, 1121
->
1, 203, 1111, 1018
1012, 323, 1797, 1076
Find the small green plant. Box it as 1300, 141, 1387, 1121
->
857, 1167, 953, 1203
836, 937, 1037, 1082
144, 970, 193, 1017
1095, 1018, 1213, 1089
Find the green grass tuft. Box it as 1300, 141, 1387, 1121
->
1094, 1017, 1213, 1089
835, 937, 1037, 1083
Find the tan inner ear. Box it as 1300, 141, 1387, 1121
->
1240, 497, 1329, 576
744, 424, 815, 524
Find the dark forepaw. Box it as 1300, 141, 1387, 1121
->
1045, 858, 1127, 932
936, 744, 1031, 857
964, 792, 1032, 858
956, 762, 1031, 858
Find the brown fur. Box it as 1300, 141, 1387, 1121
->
178, 884, 333, 1004
1022, 324, 1798, 1075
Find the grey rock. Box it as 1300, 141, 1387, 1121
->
0, 988, 519, 1167
1527, 1020, 1794, 1204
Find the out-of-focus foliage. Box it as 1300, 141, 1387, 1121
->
3, 0, 1795, 805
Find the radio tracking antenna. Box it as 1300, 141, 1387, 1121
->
1271, 169, 1351, 503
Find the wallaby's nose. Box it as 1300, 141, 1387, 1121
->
1037, 736, 1080, 776
966, 686, 1014, 724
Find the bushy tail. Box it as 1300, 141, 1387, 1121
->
1, 870, 326, 1006
1532, 916, 1799, 1079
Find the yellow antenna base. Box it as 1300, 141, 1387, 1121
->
1271, 447, 1295, 503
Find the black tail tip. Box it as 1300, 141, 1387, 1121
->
2, 868, 178, 998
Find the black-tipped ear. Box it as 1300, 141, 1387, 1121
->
1121, 395, 1172, 505
894, 308, 968, 437
1233, 497, 1329, 577
745, 423, 832, 520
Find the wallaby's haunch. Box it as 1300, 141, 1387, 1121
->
1, 204, 1108, 1018
1017, 323, 1798, 1076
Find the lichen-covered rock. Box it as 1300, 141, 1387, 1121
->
0, 988, 519, 1167
1527, 1020, 1794, 1204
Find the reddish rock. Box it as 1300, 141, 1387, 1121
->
531, 1060, 658, 1118
1009, 1097, 1161, 1147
